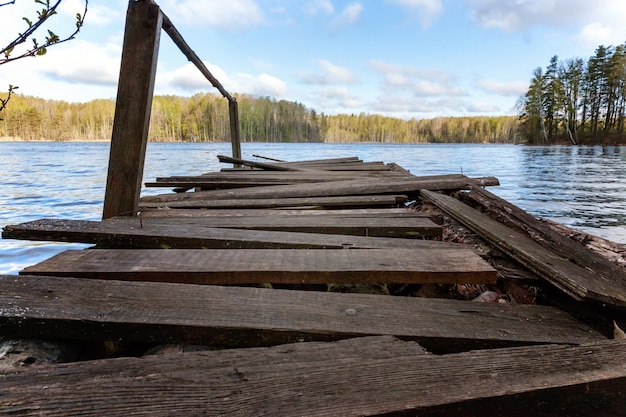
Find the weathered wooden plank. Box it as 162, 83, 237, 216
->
140, 194, 408, 209
4, 215, 440, 241
20, 247, 497, 285
138, 207, 433, 218
0, 275, 600, 350
216, 156, 395, 172
3, 218, 450, 249
251, 155, 361, 165
150, 169, 432, 185
146, 179, 295, 188
0, 335, 621, 417
102, 1, 162, 220
134, 214, 441, 238
463, 186, 626, 283
422, 189, 626, 308
140, 175, 500, 203
217, 155, 308, 171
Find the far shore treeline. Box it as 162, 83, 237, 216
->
2, 41, 626, 145
0, 93, 519, 144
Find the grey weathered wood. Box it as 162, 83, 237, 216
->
422, 189, 626, 308
140, 195, 408, 209
0, 275, 600, 350
140, 175, 500, 203
20, 247, 497, 285
218, 155, 306, 171
99, 214, 442, 239
0, 335, 621, 417
228, 100, 241, 162
102, 1, 162, 219
146, 170, 418, 188
2, 218, 449, 249
138, 208, 433, 218
463, 186, 626, 285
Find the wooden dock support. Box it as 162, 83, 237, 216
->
103, 0, 162, 219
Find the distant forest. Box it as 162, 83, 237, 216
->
4, 42, 626, 145
518, 43, 626, 145
0, 92, 519, 143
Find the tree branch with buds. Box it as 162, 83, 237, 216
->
1, 0, 88, 64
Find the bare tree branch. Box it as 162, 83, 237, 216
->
1, 0, 88, 65
0, 85, 18, 120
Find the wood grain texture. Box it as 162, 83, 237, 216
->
20, 247, 497, 284
422, 189, 626, 308
463, 186, 626, 285
102, 1, 161, 219
0, 336, 622, 417
139, 194, 408, 209
140, 176, 500, 203
0, 275, 601, 350
2, 218, 452, 249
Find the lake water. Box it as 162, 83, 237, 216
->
1, 141, 625, 274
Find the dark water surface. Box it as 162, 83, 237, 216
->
1, 141, 625, 274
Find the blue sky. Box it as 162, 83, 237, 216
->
2, 0, 626, 119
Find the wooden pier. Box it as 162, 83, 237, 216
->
2, 1, 626, 415
2, 154, 626, 416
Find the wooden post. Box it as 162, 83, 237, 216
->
103, 1, 162, 219
229, 99, 242, 162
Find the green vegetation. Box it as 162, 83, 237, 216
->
518, 43, 626, 144
0, 92, 520, 143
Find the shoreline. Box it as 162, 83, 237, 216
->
1, 136, 625, 146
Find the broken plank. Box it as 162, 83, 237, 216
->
217, 155, 313, 171
2, 218, 451, 249
20, 247, 497, 285
137, 207, 431, 218
462, 186, 626, 284
140, 175, 500, 203
140, 194, 408, 209
251, 155, 362, 165
125, 214, 440, 238
0, 336, 619, 417
422, 189, 626, 309
4, 215, 440, 241
0, 275, 600, 351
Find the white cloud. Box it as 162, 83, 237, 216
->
474, 79, 528, 96
466, 0, 573, 31
370, 60, 463, 97
369, 94, 468, 116
160, 0, 264, 28
59, 0, 120, 27
387, 0, 444, 28
159, 61, 287, 98
42, 40, 121, 86
303, 0, 335, 15
311, 86, 361, 110
236, 73, 288, 97
465, 101, 500, 113
465, 0, 626, 37
330, 2, 363, 32
299, 60, 358, 85
576, 2, 626, 46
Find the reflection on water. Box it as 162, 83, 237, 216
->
1, 142, 625, 274
515, 146, 626, 242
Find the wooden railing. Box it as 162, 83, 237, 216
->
103, 0, 241, 219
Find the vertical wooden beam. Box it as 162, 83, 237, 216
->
229, 99, 242, 163
103, 1, 162, 219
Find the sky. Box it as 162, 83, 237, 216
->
2, 0, 626, 120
